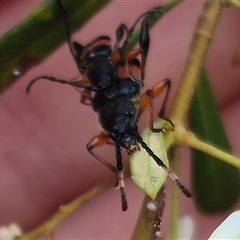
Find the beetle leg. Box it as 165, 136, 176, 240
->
138, 78, 172, 132
114, 23, 128, 51
87, 133, 116, 172
69, 77, 93, 105
87, 133, 128, 211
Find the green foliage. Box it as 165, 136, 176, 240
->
0, 0, 110, 93
189, 69, 240, 213
130, 124, 169, 199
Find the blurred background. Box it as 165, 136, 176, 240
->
0, 1, 240, 239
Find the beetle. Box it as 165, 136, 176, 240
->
26, 1, 159, 100
26, 0, 191, 211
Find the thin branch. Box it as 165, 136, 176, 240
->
226, 0, 240, 8
168, 147, 181, 240
173, 124, 240, 169
150, 187, 166, 240
19, 176, 117, 240
132, 187, 166, 240
170, 1, 223, 122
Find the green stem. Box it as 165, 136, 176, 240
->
174, 125, 240, 169
227, 0, 240, 8
169, 147, 181, 240
167, 1, 223, 238
19, 176, 116, 240
170, 1, 223, 122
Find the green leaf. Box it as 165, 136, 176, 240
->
130, 124, 169, 199
0, 0, 111, 94
189, 69, 240, 213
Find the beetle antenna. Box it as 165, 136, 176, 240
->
26, 75, 92, 94
137, 134, 192, 198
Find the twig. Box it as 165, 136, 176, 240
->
168, 146, 181, 240
150, 187, 166, 240
173, 124, 240, 169
225, 0, 240, 8
170, 1, 223, 122
132, 187, 166, 240
19, 176, 117, 240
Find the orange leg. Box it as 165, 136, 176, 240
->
112, 20, 149, 86
87, 133, 116, 172
112, 48, 143, 66
138, 78, 172, 132
125, 49, 145, 86
112, 48, 146, 87
70, 76, 93, 105
121, 16, 150, 84
114, 23, 128, 51
86, 133, 128, 211
79, 89, 93, 106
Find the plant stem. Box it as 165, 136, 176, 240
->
168, 1, 223, 237
170, 1, 223, 123
169, 147, 181, 240
227, 0, 240, 8
132, 187, 166, 240
176, 127, 240, 169
19, 176, 116, 240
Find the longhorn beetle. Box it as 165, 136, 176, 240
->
26, 0, 191, 211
